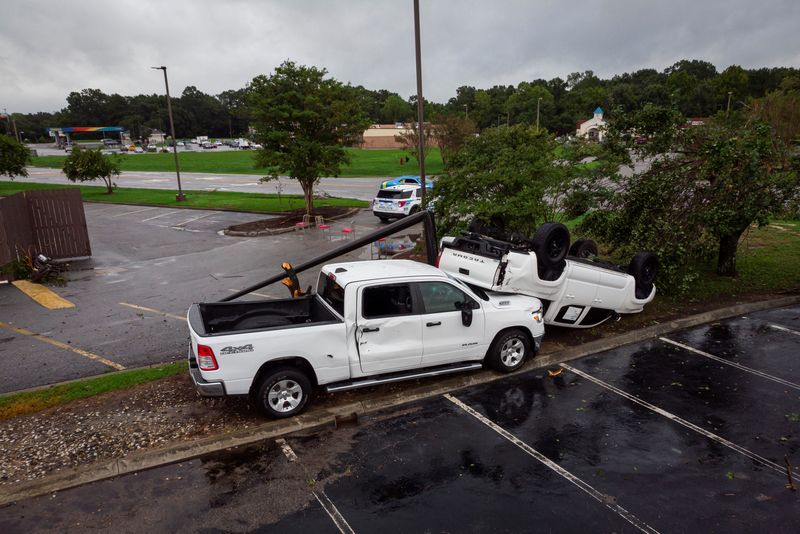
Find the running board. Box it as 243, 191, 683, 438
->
325, 362, 484, 393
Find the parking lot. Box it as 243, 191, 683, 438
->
0, 203, 389, 393
2, 306, 797, 532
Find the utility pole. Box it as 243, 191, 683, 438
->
464, 104, 468, 120
726, 91, 733, 115
152, 66, 186, 201
413, 0, 426, 205
536, 97, 542, 130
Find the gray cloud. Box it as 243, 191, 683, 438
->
1, 0, 798, 113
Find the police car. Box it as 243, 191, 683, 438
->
372, 184, 424, 222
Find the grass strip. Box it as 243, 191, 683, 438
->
0, 181, 368, 213
29, 147, 444, 177
0, 361, 186, 420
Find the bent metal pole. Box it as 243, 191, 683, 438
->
220, 210, 438, 302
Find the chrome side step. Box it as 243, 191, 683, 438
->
325, 362, 483, 393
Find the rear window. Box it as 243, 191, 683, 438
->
317, 273, 345, 316
377, 189, 413, 199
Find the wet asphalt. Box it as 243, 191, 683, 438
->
1, 306, 798, 533
0, 203, 394, 393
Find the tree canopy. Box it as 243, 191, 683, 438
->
62, 146, 120, 193
0, 134, 30, 178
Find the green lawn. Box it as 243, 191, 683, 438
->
0, 181, 367, 212
30, 147, 444, 178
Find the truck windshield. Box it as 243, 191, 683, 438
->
317, 272, 345, 316
377, 189, 414, 199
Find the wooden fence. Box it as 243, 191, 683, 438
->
0, 189, 91, 269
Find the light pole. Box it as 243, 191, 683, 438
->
152, 66, 185, 201
413, 0, 426, 205
536, 97, 542, 130
726, 91, 733, 115
464, 104, 468, 120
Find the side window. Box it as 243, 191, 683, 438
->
418, 282, 475, 314
362, 284, 414, 319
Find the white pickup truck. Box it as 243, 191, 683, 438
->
188, 260, 545, 418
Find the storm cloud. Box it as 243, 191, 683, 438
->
2, 0, 798, 113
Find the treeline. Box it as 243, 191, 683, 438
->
7, 59, 799, 142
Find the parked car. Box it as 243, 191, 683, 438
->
102, 139, 119, 147
201, 141, 217, 150
381, 175, 434, 189
146, 144, 158, 152
372, 184, 426, 222
437, 220, 658, 329
187, 260, 545, 418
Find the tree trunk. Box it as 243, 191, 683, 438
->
103, 177, 113, 194
717, 229, 745, 277
301, 181, 313, 216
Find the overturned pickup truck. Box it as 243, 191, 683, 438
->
438, 220, 657, 329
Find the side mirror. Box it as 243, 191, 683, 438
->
461, 306, 473, 327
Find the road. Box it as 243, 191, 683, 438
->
1, 306, 798, 533
0, 203, 408, 393
6, 167, 384, 202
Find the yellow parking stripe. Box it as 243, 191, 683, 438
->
119, 302, 186, 321
11, 280, 75, 309
0, 321, 126, 371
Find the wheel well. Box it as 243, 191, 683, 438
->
249, 357, 318, 396
485, 326, 538, 358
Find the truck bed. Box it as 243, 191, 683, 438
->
189, 295, 341, 336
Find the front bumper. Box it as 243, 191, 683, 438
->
188, 353, 226, 396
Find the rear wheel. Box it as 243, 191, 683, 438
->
628, 252, 658, 299
568, 238, 598, 259
531, 222, 570, 268
378, 216, 389, 223
486, 329, 531, 373
255, 367, 313, 419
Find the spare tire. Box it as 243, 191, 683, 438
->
568, 238, 598, 259
531, 222, 570, 269
628, 252, 658, 299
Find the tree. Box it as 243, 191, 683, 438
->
582, 106, 798, 291
394, 120, 434, 166
430, 125, 587, 237
248, 61, 369, 215
62, 146, 120, 193
0, 134, 31, 178
430, 115, 476, 167
379, 94, 413, 123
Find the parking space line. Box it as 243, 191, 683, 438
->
660, 337, 800, 391
119, 302, 186, 321
110, 206, 159, 218
560, 364, 799, 482
444, 393, 660, 534
768, 323, 800, 337
141, 211, 175, 222
11, 280, 75, 309
226, 288, 273, 299
0, 321, 126, 371
313, 491, 356, 534
174, 212, 216, 226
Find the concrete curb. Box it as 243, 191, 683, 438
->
1, 294, 798, 505
224, 207, 364, 237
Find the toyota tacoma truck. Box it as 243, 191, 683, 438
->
438, 220, 657, 329
188, 260, 545, 419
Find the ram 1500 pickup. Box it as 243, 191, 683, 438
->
188, 260, 545, 418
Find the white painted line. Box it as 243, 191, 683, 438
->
119, 302, 187, 322
227, 288, 274, 299
141, 211, 175, 222
768, 323, 800, 337
560, 364, 799, 483
660, 337, 800, 391
110, 206, 159, 218
314, 491, 355, 534
174, 211, 216, 226
275, 438, 298, 462
444, 394, 660, 534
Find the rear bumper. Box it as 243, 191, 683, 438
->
188, 353, 226, 396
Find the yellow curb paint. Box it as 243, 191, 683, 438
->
11, 280, 75, 309
0, 321, 126, 371
119, 302, 186, 321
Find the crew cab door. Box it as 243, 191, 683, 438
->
356, 282, 423, 374
416, 281, 485, 366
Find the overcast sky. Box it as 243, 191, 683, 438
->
2, 0, 799, 113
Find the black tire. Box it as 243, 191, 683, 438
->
379, 217, 389, 223
531, 222, 570, 269
408, 206, 421, 216
254, 367, 313, 419
568, 238, 598, 259
485, 329, 532, 373
628, 252, 658, 299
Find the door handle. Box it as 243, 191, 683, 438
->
426, 321, 442, 327
362, 327, 380, 333
566, 294, 576, 299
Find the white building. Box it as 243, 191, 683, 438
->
576, 107, 607, 142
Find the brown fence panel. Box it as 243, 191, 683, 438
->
0, 192, 35, 266
25, 189, 91, 259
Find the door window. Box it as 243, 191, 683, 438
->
418, 282, 475, 314
362, 284, 414, 318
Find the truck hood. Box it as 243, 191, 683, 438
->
484, 291, 542, 311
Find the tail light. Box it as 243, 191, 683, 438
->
436, 251, 443, 267
398, 200, 407, 207
196, 344, 218, 371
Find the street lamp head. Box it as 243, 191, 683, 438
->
151, 66, 166, 71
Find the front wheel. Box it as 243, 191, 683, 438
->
255, 367, 313, 419
486, 329, 532, 373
